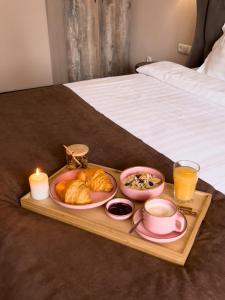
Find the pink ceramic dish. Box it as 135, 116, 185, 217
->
105, 198, 134, 220
120, 166, 165, 201
133, 209, 187, 244
143, 198, 186, 235
50, 169, 117, 210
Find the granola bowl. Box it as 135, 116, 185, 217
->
120, 166, 165, 201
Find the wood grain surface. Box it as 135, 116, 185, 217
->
64, 0, 131, 81
21, 163, 212, 266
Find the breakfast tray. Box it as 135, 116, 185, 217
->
20, 163, 212, 265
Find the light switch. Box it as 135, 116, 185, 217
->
178, 43, 192, 55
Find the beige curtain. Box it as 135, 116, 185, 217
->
64, 0, 132, 82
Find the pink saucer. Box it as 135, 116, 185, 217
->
133, 209, 187, 244
50, 169, 117, 210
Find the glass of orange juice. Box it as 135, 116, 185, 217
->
173, 160, 200, 204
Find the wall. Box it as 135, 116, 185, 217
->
47, 0, 196, 81
0, 0, 53, 93
0, 0, 196, 91
46, 0, 68, 84
130, 0, 196, 67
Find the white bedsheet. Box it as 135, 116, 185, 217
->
65, 62, 225, 194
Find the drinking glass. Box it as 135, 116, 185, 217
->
173, 160, 200, 204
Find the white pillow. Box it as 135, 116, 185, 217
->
197, 23, 225, 81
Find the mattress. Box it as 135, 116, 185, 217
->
65, 62, 225, 194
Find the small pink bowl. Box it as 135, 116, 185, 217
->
120, 166, 165, 201
105, 198, 134, 220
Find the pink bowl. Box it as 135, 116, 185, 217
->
120, 166, 165, 201
105, 198, 134, 220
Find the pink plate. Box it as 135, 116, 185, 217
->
133, 209, 187, 244
50, 169, 118, 210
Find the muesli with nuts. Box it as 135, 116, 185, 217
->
125, 173, 162, 190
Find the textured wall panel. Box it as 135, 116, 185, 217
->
64, 0, 101, 81
64, 0, 131, 81
100, 0, 131, 77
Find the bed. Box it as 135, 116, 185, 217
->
65, 62, 225, 194
0, 0, 225, 299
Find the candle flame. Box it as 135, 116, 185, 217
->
36, 168, 40, 175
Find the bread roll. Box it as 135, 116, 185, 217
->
55, 179, 74, 200
77, 168, 113, 192
56, 179, 91, 204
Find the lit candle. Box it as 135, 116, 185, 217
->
29, 168, 49, 200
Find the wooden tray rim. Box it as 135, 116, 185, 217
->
20, 163, 212, 265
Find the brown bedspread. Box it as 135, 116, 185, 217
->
0, 85, 224, 300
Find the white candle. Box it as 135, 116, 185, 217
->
29, 168, 49, 200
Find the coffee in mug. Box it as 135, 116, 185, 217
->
146, 204, 174, 217
143, 198, 185, 235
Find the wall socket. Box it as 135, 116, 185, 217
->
178, 43, 192, 55
146, 56, 152, 62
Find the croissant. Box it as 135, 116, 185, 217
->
56, 179, 92, 205
55, 179, 74, 200
77, 168, 113, 192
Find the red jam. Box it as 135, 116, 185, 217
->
108, 203, 132, 216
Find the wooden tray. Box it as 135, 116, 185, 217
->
21, 163, 212, 265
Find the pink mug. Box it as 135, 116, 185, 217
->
143, 198, 185, 235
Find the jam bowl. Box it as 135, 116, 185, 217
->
105, 198, 134, 220
120, 166, 165, 201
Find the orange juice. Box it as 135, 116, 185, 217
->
173, 166, 198, 202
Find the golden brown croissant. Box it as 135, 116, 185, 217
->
76, 168, 98, 184
56, 179, 91, 204
77, 168, 113, 192
55, 179, 74, 200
